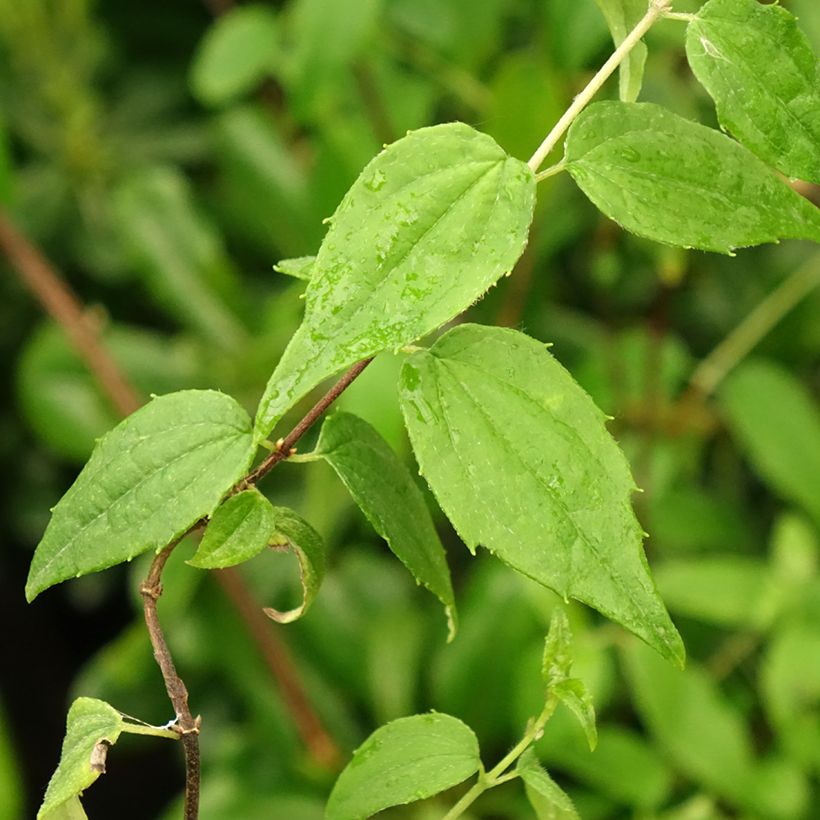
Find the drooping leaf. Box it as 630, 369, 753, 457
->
254, 123, 535, 442
686, 0, 820, 183
399, 324, 683, 666
542, 608, 574, 687
553, 678, 597, 751
720, 359, 820, 528
37, 699, 126, 819
314, 412, 456, 637
262, 507, 326, 623
26, 390, 256, 600
274, 255, 316, 281
190, 4, 281, 106
325, 712, 481, 820
594, 0, 648, 102
188, 489, 278, 569
517, 748, 579, 819
565, 101, 820, 252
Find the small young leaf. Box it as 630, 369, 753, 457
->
190, 4, 281, 106
262, 507, 326, 623
517, 748, 579, 819
542, 609, 573, 687
37, 699, 125, 819
254, 122, 535, 442
399, 324, 684, 666
314, 412, 456, 637
594, 0, 648, 102
553, 678, 597, 751
719, 359, 820, 528
41, 796, 88, 820
326, 712, 481, 820
565, 101, 820, 252
26, 390, 256, 600
188, 488, 278, 569
274, 255, 316, 281
686, 0, 820, 183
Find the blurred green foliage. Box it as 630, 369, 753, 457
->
1, 0, 819, 817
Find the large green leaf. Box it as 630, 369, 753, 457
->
326, 712, 480, 819
399, 324, 683, 665
26, 390, 256, 600
314, 411, 456, 637
565, 101, 820, 253
594, 0, 648, 102
190, 4, 281, 106
37, 698, 125, 819
686, 0, 820, 183
254, 123, 535, 442
719, 359, 820, 527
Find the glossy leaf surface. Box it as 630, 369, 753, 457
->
565, 101, 820, 252
687, 0, 820, 183
26, 391, 255, 600
399, 324, 683, 665
326, 712, 480, 819
314, 411, 456, 637
188, 488, 278, 569
38, 698, 125, 819
254, 122, 535, 441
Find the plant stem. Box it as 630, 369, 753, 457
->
120, 723, 181, 741
689, 254, 820, 397
141, 542, 201, 820
534, 161, 566, 183
527, 0, 671, 172
442, 694, 559, 820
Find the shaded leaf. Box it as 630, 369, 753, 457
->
314, 412, 456, 637
26, 391, 255, 600
565, 101, 820, 252
262, 507, 326, 623
399, 324, 683, 665
191, 4, 280, 106
188, 489, 278, 569
594, 0, 648, 102
517, 748, 579, 819
720, 359, 820, 528
254, 123, 535, 441
37, 699, 125, 819
687, 0, 820, 183
553, 678, 597, 751
326, 712, 480, 819
542, 608, 573, 687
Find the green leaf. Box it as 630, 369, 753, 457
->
719, 359, 820, 528
517, 748, 579, 819
565, 101, 820, 252
594, 0, 648, 102
274, 255, 316, 281
37, 698, 126, 819
254, 123, 536, 442
314, 412, 456, 637
326, 712, 481, 820
553, 678, 597, 751
188, 489, 278, 569
399, 324, 683, 666
262, 506, 326, 623
686, 0, 820, 183
42, 797, 88, 820
190, 4, 281, 106
542, 608, 573, 687
0, 702, 22, 820
26, 390, 256, 600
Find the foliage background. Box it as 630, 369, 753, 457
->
1, 0, 819, 817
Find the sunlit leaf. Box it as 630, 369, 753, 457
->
686, 0, 820, 183
326, 712, 480, 819
254, 123, 535, 442
314, 411, 456, 637
399, 324, 684, 665
26, 391, 256, 600
565, 101, 820, 252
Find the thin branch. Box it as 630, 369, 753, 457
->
237, 357, 374, 492
0, 211, 141, 416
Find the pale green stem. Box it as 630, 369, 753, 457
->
442, 694, 559, 820
689, 255, 820, 397
527, 0, 672, 172
535, 161, 567, 183
663, 11, 695, 22
120, 723, 180, 741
